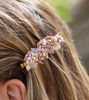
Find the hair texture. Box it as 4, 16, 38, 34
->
0, 0, 89, 100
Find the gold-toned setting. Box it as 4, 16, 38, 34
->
39, 45, 42, 48
20, 62, 27, 68
24, 62, 27, 67
38, 52, 42, 56
50, 42, 54, 46
31, 56, 35, 60
20, 64, 25, 68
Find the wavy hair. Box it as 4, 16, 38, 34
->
0, 0, 89, 100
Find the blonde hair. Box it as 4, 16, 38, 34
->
0, 0, 89, 100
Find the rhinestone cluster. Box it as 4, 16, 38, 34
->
20, 33, 65, 71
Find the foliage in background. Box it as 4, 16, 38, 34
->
44, 0, 71, 22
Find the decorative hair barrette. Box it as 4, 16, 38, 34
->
20, 33, 65, 71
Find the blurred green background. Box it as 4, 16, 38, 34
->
45, 0, 89, 73
44, 0, 71, 22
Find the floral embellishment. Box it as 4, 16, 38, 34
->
56, 34, 65, 43
36, 48, 48, 61
20, 33, 65, 71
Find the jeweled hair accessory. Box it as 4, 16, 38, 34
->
20, 33, 65, 71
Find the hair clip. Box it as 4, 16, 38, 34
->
20, 33, 65, 71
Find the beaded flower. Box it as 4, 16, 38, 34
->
20, 33, 65, 71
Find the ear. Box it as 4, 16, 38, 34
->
0, 79, 26, 100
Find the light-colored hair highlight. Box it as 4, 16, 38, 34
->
0, 0, 89, 100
